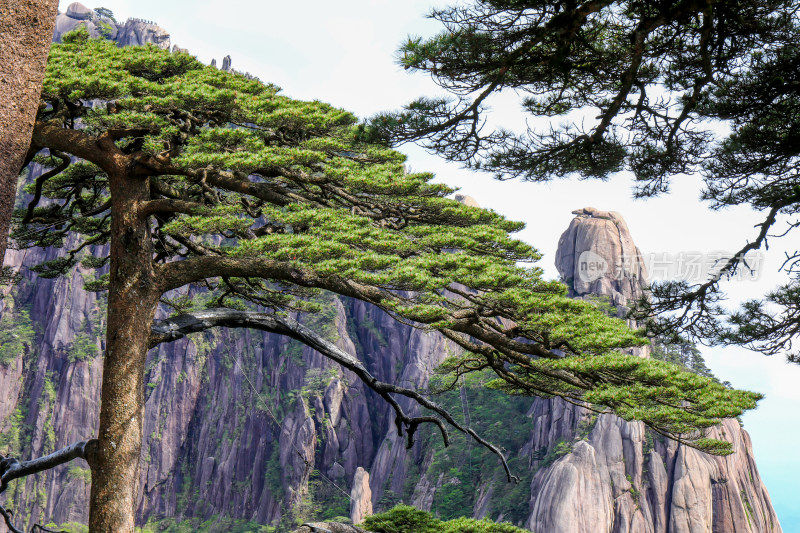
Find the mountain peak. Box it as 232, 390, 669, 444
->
65, 2, 93, 21
556, 207, 649, 356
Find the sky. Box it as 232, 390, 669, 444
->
59, 1, 800, 528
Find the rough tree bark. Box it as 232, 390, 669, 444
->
24, 124, 166, 531
88, 167, 160, 532
0, 0, 59, 267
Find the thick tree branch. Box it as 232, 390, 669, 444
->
102, 128, 153, 141
156, 257, 556, 363
0, 440, 97, 533
0, 440, 96, 494
158, 257, 383, 306
31, 121, 127, 175
137, 157, 294, 208
138, 198, 205, 218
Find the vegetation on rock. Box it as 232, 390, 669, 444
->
0, 303, 35, 365
378, 370, 537, 524
362, 505, 528, 533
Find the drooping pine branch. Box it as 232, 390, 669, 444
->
375, 0, 800, 360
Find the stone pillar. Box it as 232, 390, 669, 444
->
350, 467, 373, 525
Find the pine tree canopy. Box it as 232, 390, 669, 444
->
14, 28, 762, 455
368, 0, 800, 360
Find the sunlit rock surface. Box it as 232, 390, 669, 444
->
524, 208, 779, 533
54, 2, 169, 49
350, 467, 373, 524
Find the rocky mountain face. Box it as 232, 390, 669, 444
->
555, 207, 649, 358
54, 2, 170, 49
525, 209, 779, 533
0, 8, 783, 532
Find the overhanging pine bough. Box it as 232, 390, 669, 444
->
2, 28, 759, 532
368, 0, 800, 354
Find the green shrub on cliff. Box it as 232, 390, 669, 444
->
362, 505, 527, 533
0, 306, 35, 365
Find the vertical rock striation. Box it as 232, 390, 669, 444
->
350, 467, 373, 525
555, 206, 649, 357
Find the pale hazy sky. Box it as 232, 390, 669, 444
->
58, 1, 800, 528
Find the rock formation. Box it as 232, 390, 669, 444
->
454, 193, 480, 208
293, 524, 366, 533
298, 206, 782, 533
350, 467, 373, 525
521, 207, 780, 533
0, 176, 782, 533
556, 206, 649, 357
64, 2, 92, 21
0, 9, 783, 533
556, 207, 647, 310
54, 2, 170, 49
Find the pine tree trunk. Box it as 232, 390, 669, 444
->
0, 0, 59, 266
88, 169, 158, 532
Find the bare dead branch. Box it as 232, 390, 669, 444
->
0, 440, 97, 533
150, 309, 520, 482
22, 150, 71, 224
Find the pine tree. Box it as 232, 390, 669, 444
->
1, 28, 760, 532
369, 0, 800, 358
93, 7, 116, 23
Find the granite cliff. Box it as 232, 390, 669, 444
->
0, 7, 783, 532
53, 2, 170, 49
523, 207, 780, 533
